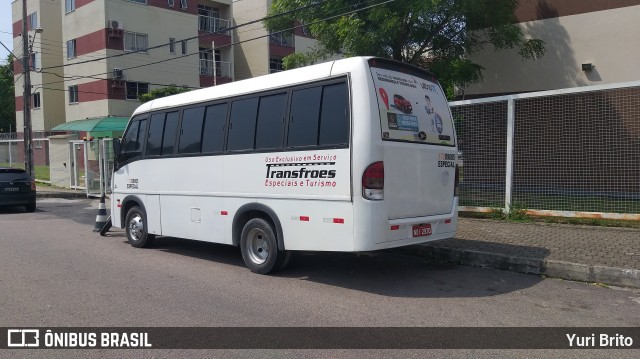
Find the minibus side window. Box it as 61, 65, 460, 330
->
161, 112, 179, 155
120, 118, 147, 162
201, 103, 228, 153
255, 93, 287, 150
319, 82, 349, 146
146, 113, 166, 156
227, 97, 259, 151
179, 107, 206, 154
287, 86, 322, 148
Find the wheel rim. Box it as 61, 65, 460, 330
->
128, 214, 144, 241
246, 228, 270, 265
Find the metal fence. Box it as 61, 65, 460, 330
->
0, 138, 50, 169
451, 81, 640, 219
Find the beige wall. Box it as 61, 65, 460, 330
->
13, 0, 65, 132
464, 5, 640, 96
103, 1, 200, 88
233, 0, 269, 79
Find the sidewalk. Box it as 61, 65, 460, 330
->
40, 184, 639, 288
394, 218, 640, 288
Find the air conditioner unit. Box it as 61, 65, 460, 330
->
108, 19, 123, 38
113, 68, 123, 79
108, 19, 120, 30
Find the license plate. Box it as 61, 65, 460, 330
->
4, 187, 19, 192
412, 224, 432, 237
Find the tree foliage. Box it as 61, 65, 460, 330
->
138, 86, 192, 103
265, 0, 545, 98
0, 55, 16, 132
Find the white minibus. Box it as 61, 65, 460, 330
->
111, 57, 459, 274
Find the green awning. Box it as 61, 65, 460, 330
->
51, 116, 130, 132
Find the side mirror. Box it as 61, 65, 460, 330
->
112, 138, 122, 172
113, 138, 122, 156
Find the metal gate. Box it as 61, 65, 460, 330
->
69, 139, 115, 197
69, 140, 86, 191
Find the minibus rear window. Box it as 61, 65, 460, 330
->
369, 60, 455, 146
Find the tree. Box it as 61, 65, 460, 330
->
265, 0, 545, 98
138, 86, 192, 103
0, 55, 16, 133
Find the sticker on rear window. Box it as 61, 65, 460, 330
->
371, 67, 455, 146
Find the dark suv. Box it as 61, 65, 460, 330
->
0, 168, 36, 212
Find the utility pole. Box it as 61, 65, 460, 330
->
22, 0, 34, 180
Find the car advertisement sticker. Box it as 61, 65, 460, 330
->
371, 66, 455, 146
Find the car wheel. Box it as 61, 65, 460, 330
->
125, 206, 155, 248
25, 201, 36, 213
240, 218, 288, 274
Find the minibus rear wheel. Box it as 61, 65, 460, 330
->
240, 218, 288, 274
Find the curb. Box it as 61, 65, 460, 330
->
37, 192, 90, 199
393, 244, 640, 289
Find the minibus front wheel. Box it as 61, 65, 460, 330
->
125, 206, 155, 248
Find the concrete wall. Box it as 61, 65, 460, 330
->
464, 5, 640, 96
49, 135, 77, 188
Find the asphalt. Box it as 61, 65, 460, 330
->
37, 186, 640, 288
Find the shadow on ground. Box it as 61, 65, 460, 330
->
108, 233, 547, 299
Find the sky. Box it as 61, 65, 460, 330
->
1, 1, 14, 64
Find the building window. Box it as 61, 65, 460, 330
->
180, 0, 188, 10
269, 58, 284, 73
69, 85, 79, 104
67, 39, 76, 59
198, 4, 221, 32
126, 81, 149, 100
169, 38, 175, 54
29, 52, 39, 70
28, 12, 37, 30
168, 0, 174, 7
302, 24, 311, 36
269, 32, 294, 47
32, 92, 41, 108
124, 32, 148, 52
35, 140, 43, 149
65, 0, 76, 13
181, 40, 187, 55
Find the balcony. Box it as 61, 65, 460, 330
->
269, 32, 295, 47
199, 59, 233, 78
198, 15, 230, 35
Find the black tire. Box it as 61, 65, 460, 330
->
240, 218, 288, 274
25, 201, 36, 213
125, 206, 155, 248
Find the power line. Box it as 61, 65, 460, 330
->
36, 0, 394, 88
40, 0, 336, 71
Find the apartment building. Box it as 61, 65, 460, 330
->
463, 0, 640, 97
12, 0, 234, 133
233, 0, 319, 80
12, 0, 66, 134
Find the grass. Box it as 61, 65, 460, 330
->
460, 189, 640, 215
0, 162, 50, 181
460, 211, 640, 229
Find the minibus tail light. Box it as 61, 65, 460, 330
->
454, 164, 460, 197
362, 161, 384, 200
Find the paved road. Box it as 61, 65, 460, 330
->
1, 199, 639, 358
